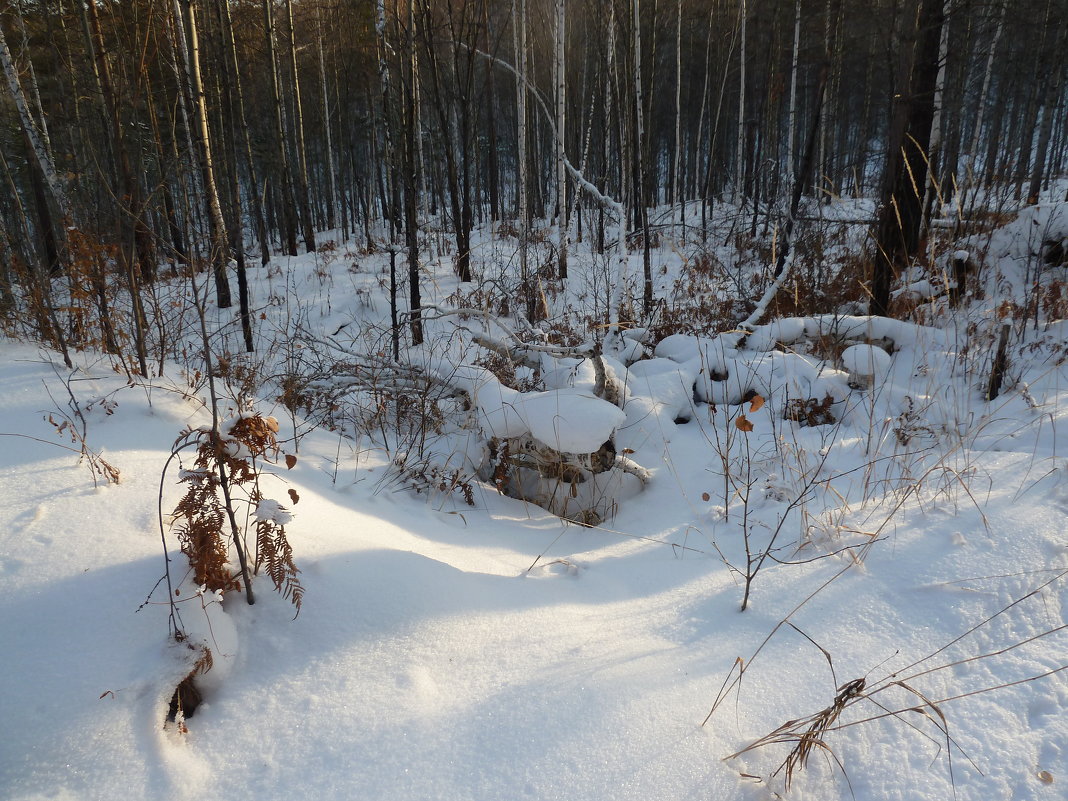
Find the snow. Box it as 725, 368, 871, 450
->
254, 499, 293, 525
461, 371, 626, 453
3, 199, 1068, 801
520, 388, 625, 453
840, 344, 891, 377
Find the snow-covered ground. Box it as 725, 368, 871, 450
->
2, 197, 1068, 800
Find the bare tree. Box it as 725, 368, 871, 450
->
284, 0, 316, 251
264, 0, 299, 256
871, 0, 946, 317
177, 0, 232, 310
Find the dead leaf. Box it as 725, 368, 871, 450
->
701, 492, 710, 502
749, 394, 765, 412
1039, 771, 1054, 784
288, 489, 300, 505
285, 453, 297, 470
735, 415, 754, 432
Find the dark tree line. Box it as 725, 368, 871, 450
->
0, 0, 1065, 360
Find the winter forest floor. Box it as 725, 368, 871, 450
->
3, 190, 1068, 801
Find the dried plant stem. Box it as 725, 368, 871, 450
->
214, 434, 255, 605
191, 253, 255, 605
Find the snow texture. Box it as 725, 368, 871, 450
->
3, 194, 1068, 801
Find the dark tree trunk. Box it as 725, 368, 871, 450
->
871, 0, 945, 317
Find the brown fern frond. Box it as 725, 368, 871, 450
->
255, 518, 303, 615
227, 415, 279, 459
168, 415, 301, 608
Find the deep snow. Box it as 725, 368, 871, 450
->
2, 197, 1068, 801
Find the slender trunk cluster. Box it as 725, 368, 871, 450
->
0, 0, 1062, 351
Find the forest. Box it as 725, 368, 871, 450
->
0, 0, 1065, 353
2, 1, 1068, 800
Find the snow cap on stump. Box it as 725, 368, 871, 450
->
840, 344, 891, 390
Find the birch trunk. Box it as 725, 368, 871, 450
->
0, 24, 70, 223
513, 0, 531, 318
210, 0, 254, 350
317, 8, 338, 233
86, 0, 151, 371
403, 0, 422, 344
218, 0, 270, 265
632, 0, 652, 316
672, 0, 682, 226
921, 0, 952, 229
180, 0, 232, 309
555, 0, 568, 279
785, 0, 800, 188
735, 0, 747, 203
1026, 18, 1067, 204
263, 0, 299, 256
284, 0, 316, 252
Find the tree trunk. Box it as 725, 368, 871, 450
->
871, 0, 945, 317
967, 0, 1004, 183
735, 0, 747, 203
263, 0, 299, 256
514, 0, 531, 319
179, 0, 232, 309
1026, 18, 1068, 204
217, 0, 270, 265
785, 0, 801, 190
284, 0, 316, 252
210, 0, 254, 350
0, 21, 70, 224
317, 8, 338, 233
921, 0, 952, 226
401, 0, 423, 344
555, 0, 568, 279
85, 0, 151, 372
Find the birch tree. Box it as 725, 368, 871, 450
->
871, 0, 946, 317
178, 0, 232, 309
514, 0, 530, 318
0, 20, 70, 223
264, 0, 299, 256
284, 0, 316, 252
555, 0, 568, 279
316, 6, 338, 233
735, 0, 746, 203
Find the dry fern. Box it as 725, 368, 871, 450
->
167, 414, 303, 612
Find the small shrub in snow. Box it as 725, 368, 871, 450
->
166, 414, 303, 615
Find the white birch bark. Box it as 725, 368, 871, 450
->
317, 8, 337, 232
555, 0, 568, 278
632, 0, 645, 184
922, 0, 952, 228
513, 0, 529, 295
181, 0, 232, 306
405, 0, 427, 240
0, 23, 70, 221
285, 0, 315, 251
672, 0, 682, 224
735, 0, 746, 203
785, 0, 801, 187
14, 0, 52, 161
967, 1, 1005, 174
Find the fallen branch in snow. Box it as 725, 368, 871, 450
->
298, 327, 646, 524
